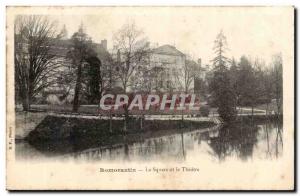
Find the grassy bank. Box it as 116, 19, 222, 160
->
25, 115, 216, 155
236, 114, 283, 123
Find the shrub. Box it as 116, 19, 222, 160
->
200, 105, 210, 117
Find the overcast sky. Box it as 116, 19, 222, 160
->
46, 7, 293, 66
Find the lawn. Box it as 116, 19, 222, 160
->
29, 104, 204, 116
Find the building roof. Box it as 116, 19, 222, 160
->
152, 44, 185, 56
49, 39, 110, 62
186, 59, 207, 71
48, 39, 71, 57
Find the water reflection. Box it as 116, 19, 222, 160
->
16, 120, 283, 162
65, 121, 283, 162
208, 123, 259, 161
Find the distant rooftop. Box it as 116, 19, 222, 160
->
15, 34, 108, 58
152, 44, 185, 56
50, 39, 108, 58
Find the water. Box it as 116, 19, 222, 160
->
15, 120, 283, 162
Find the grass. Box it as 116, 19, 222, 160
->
255, 101, 281, 113
29, 104, 204, 115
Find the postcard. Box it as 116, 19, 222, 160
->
6, 6, 294, 190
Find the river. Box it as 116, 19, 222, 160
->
15, 120, 283, 162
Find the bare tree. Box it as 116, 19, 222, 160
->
114, 22, 149, 92
183, 59, 201, 93
14, 15, 60, 111
113, 22, 149, 123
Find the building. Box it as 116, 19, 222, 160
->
149, 45, 186, 92
110, 44, 206, 94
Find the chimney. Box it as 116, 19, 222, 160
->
101, 39, 107, 50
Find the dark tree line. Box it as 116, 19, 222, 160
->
208, 31, 283, 122
229, 55, 283, 115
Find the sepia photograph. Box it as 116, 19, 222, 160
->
6, 6, 294, 190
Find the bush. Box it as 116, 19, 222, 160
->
200, 105, 210, 117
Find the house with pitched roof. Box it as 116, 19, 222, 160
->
148, 44, 187, 92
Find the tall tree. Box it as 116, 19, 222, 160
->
14, 15, 60, 111
235, 56, 264, 117
183, 59, 201, 93
209, 30, 236, 122
211, 30, 230, 71
229, 58, 238, 94
113, 22, 149, 93
271, 54, 283, 116
113, 22, 149, 122
261, 67, 274, 115
67, 24, 92, 112
84, 56, 101, 104
84, 45, 116, 104
236, 57, 255, 105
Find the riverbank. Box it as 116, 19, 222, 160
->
24, 115, 216, 156
17, 103, 270, 116
15, 109, 280, 140
26, 115, 216, 141
15, 110, 282, 158
236, 113, 283, 123
15, 110, 222, 139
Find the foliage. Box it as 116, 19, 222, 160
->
208, 30, 237, 122
67, 24, 93, 111
84, 56, 101, 104
200, 105, 210, 117
226, 54, 282, 116
270, 54, 283, 115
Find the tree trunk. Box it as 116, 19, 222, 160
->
181, 110, 184, 128
124, 106, 129, 132
276, 99, 281, 116
73, 63, 82, 112
266, 102, 269, 119
181, 130, 186, 160
122, 86, 129, 132
123, 117, 127, 132
251, 105, 254, 121
109, 110, 112, 133
140, 114, 144, 130
22, 94, 30, 111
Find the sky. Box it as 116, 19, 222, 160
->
45, 6, 293, 66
